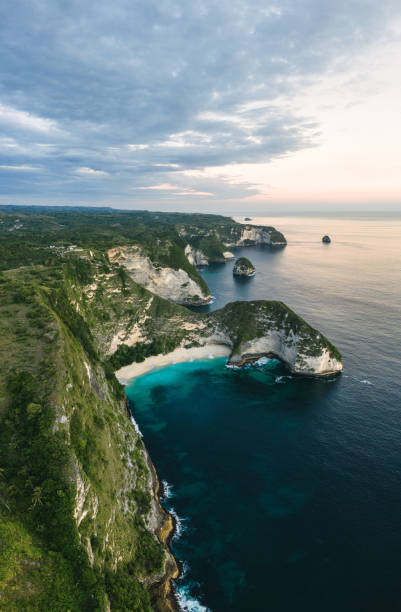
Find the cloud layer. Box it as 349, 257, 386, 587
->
0, 0, 399, 206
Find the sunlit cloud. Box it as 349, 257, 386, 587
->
0, 104, 60, 134
75, 167, 109, 177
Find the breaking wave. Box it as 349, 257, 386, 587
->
129, 415, 143, 437
175, 584, 211, 612
161, 479, 174, 499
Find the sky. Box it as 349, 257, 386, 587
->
1, 0, 401, 214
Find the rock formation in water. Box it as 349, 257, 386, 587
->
233, 257, 255, 277
215, 301, 343, 376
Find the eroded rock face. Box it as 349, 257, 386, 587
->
209, 301, 343, 376
109, 247, 210, 305
237, 225, 272, 245
227, 333, 342, 376
225, 225, 286, 248
184, 244, 209, 266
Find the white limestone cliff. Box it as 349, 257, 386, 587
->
108, 246, 210, 306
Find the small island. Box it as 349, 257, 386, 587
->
233, 257, 255, 277
322, 235, 331, 243
244, 217, 252, 221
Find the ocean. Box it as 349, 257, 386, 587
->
126, 215, 401, 612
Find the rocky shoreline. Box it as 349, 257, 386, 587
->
144, 455, 181, 612
227, 352, 343, 377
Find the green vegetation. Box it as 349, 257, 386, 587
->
233, 257, 255, 275
108, 336, 181, 370
0, 241, 168, 610
211, 300, 342, 362
187, 235, 227, 262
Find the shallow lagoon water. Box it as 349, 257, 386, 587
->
126, 216, 401, 611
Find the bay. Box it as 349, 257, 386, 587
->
126, 215, 401, 611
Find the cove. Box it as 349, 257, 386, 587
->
126, 357, 397, 612
126, 215, 401, 611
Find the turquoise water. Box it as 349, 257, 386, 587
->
126, 216, 401, 611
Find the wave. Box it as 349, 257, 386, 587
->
169, 507, 187, 539
129, 415, 143, 437
254, 356, 270, 366
161, 479, 174, 500
349, 375, 374, 386
175, 584, 211, 612
275, 375, 293, 384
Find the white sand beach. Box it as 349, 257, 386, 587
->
115, 344, 231, 384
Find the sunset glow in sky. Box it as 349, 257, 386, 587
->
1, 1, 401, 212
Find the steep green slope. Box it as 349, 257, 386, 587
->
0, 260, 177, 611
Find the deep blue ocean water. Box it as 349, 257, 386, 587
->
126, 216, 401, 612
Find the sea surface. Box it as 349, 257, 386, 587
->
126, 215, 401, 612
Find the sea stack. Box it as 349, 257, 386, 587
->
322, 235, 331, 243
233, 257, 255, 277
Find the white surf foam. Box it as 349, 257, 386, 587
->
350, 375, 373, 385
130, 415, 143, 437
169, 507, 187, 539
275, 375, 293, 383
161, 480, 174, 499
175, 585, 211, 612
255, 356, 270, 366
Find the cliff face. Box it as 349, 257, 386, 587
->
184, 244, 209, 267
106, 289, 342, 379
183, 224, 287, 269
109, 246, 210, 306
0, 262, 178, 611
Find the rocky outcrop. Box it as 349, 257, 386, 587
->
109, 246, 210, 306
224, 225, 287, 249
211, 301, 342, 376
233, 257, 255, 277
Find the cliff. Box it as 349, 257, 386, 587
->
180, 222, 286, 269
108, 246, 210, 306
0, 261, 179, 611
0, 207, 341, 612
211, 301, 342, 376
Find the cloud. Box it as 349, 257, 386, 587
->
0, 164, 41, 171
0, 104, 60, 134
74, 167, 109, 177
138, 183, 178, 191
0, 0, 400, 204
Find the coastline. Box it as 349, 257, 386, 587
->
116, 344, 231, 384
121, 345, 231, 610
147, 457, 181, 612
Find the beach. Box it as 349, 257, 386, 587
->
115, 344, 231, 384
